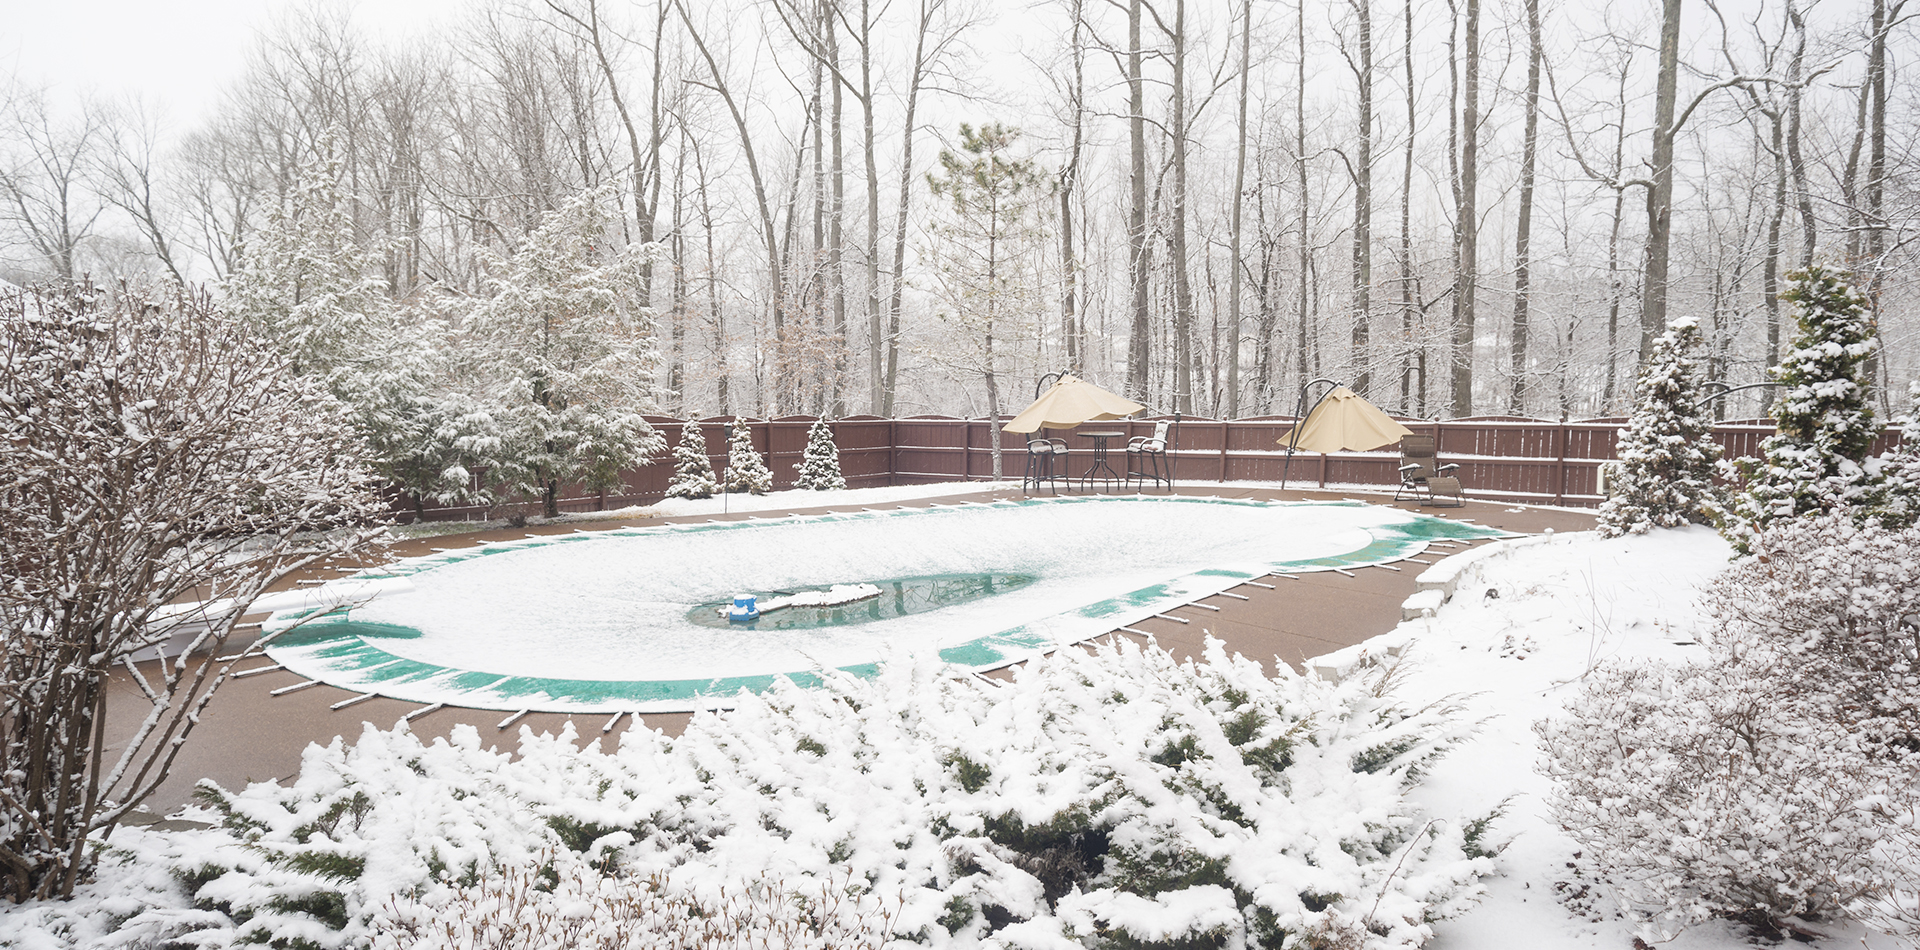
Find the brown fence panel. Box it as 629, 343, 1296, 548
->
395, 412, 1911, 521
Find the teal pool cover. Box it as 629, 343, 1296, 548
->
262, 497, 1512, 713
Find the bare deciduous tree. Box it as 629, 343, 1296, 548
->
0, 283, 385, 901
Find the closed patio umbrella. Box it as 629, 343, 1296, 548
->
1003, 374, 1146, 433
1276, 386, 1412, 453
1278, 385, 1412, 489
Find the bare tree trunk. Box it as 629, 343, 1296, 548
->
678, 0, 787, 412
1349, 0, 1374, 398
670, 132, 688, 413
1170, 0, 1194, 413
1061, 0, 1087, 373
1227, 0, 1251, 416
1451, 0, 1480, 416
693, 138, 730, 415
858, 0, 882, 414
1508, 0, 1541, 414
1399, 0, 1417, 415
882, 0, 947, 416
1639, 0, 1682, 359
1295, 0, 1312, 394
827, 1, 848, 417
1125, 0, 1153, 402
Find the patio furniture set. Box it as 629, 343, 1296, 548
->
1008, 373, 1466, 506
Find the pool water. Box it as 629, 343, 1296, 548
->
688, 573, 1037, 630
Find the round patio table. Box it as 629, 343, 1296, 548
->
1076, 430, 1128, 492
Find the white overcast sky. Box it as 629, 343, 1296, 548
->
4, 0, 468, 125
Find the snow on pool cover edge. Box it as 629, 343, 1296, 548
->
260, 496, 1513, 713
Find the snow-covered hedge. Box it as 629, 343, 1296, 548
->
1539, 513, 1920, 939
21, 640, 1500, 950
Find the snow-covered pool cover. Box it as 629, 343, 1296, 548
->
263, 497, 1510, 712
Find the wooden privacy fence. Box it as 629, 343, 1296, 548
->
399, 413, 1909, 521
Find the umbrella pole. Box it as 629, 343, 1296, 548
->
1281, 378, 1343, 491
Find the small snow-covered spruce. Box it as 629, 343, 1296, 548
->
49, 640, 1498, 950
793, 419, 847, 490
1539, 512, 1920, 940
1721, 266, 1880, 552
666, 420, 719, 499
723, 418, 772, 494
1596, 316, 1724, 537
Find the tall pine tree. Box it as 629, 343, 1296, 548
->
1724, 266, 1880, 551
461, 186, 667, 517
1596, 317, 1724, 537
221, 144, 463, 516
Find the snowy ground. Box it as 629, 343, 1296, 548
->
12, 499, 1912, 947
1388, 526, 1896, 948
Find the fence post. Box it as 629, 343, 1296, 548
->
1553, 423, 1568, 506
1219, 420, 1230, 482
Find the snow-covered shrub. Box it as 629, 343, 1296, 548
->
38, 640, 1499, 949
0, 283, 386, 902
1721, 266, 1881, 552
1539, 512, 1920, 938
370, 857, 899, 950
723, 418, 772, 494
794, 418, 847, 490
666, 420, 719, 499
1596, 316, 1723, 537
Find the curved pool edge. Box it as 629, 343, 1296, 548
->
262, 497, 1514, 713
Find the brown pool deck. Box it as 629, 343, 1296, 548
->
108, 486, 1595, 814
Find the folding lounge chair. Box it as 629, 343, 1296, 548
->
1125, 421, 1171, 491
1023, 437, 1070, 494
1394, 434, 1464, 507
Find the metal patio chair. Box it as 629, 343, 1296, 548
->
1023, 436, 1070, 494
1125, 420, 1172, 491
1394, 434, 1464, 507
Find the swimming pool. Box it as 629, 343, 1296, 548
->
262, 496, 1510, 713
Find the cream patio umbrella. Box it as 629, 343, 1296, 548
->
1278, 384, 1413, 488
1002, 374, 1146, 433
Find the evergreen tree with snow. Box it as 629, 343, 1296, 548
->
723, 419, 772, 494
1870, 381, 1920, 528
793, 419, 847, 490
460, 185, 668, 517
1723, 266, 1880, 551
222, 142, 465, 513
1595, 317, 1723, 537
666, 420, 719, 499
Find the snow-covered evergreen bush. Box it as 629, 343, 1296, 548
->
1596, 317, 1723, 537
723, 418, 772, 494
1721, 266, 1880, 552
1539, 512, 1920, 938
1872, 381, 1920, 529
793, 419, 847, 490
21, 641, 1500, 949
666, 420, 719, 499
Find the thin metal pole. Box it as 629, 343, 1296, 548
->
1281, 378, 1343, 490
